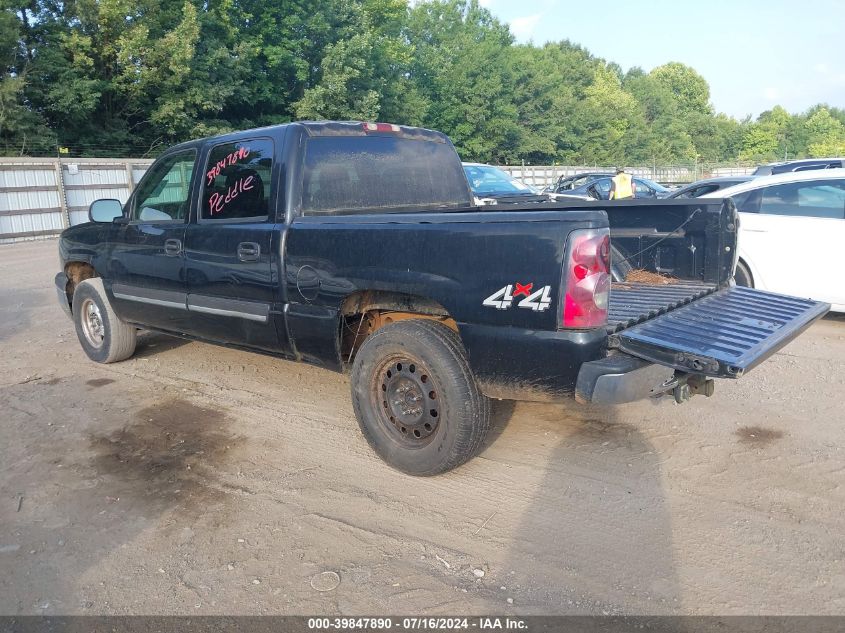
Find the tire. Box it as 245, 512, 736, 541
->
350, 319, 491, 476
734, 260, 754, 288
72, 278, 137, 363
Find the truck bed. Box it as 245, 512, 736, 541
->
607, 282, 717, 333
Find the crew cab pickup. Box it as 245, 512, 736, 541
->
55, 121, 830, 475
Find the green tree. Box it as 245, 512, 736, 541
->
293, 0, 419, 122
508, 41, 599, 163
650, 62, 712, 116
804, 107, 845, 157
623, 68, 696, 163
0, 0, 842, 164
405, 0, 519, 163
572, 65, 641, 164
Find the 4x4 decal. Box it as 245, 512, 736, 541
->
483, 283, 552, 311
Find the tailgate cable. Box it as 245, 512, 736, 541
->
617, 209, 701, 266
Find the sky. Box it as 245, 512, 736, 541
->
478, 0, 845, 120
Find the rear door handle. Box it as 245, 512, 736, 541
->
164, 239, 182, 257
237, 242, 261, 262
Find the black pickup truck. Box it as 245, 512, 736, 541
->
55, 121, 829, 475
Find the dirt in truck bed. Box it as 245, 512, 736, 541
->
3, 239, 845, 615
625, 269, 680, 285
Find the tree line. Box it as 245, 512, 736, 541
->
1, 0, 844, 163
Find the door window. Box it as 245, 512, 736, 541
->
594, 179, 611, 197
680, 184, 719, 198
131, 150, 196, 222
201, 139, 273, 220
758, 180, 845, 219
633, 179, 654, 197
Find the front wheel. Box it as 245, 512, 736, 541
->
72, 278, 137, 363
350, 320, 491, 476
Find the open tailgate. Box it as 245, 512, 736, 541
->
610, 286, 829, 378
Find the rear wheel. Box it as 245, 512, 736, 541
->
72, 278, 137, 363
734, 260, 754, 288
351, 319, 490, 475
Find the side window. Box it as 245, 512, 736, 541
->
688, 185, 718, 198
732, 189, 761, 213
201, 139, 273, 220
633, 179, 652, 196
595, 179, 611, 195
131, 150, 196, 222
676, 185, 707, 198
758, 180, 845, 219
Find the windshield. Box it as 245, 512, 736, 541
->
638, 177, 669, 193
463, 164, 537, 195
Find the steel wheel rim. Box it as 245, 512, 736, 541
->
372, 354, 440, 448
81, 298, 105, 348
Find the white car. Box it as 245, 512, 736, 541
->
702, 169, 845, 312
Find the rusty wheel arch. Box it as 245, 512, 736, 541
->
339, 290, 459, 365
63, 261, 98, 305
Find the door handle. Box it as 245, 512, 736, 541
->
164, 239, 182, 257
237, 242, 261, 262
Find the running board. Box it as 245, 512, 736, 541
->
609, 286, 829, 378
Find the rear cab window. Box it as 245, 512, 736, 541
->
201, 138, 274, 221
300, 134, 472, 215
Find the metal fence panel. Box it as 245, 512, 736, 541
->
0, 158, 152, 242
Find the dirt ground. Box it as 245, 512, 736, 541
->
1, 238, 845, 616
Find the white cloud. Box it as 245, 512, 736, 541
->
763, 87, 781, 101
509, 13, 542, 41
478, 0, 495, 7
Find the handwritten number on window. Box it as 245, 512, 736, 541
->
206, 146, 251, 186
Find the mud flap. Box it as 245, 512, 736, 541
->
610, 286, 829, 378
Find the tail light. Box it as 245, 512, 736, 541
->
561, 228, 611, 328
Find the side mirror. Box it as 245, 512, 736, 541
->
89, 199, 124, 223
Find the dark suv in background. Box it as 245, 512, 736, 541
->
753, 158, 844, 176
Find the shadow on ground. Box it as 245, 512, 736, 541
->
501, 402, 680, 614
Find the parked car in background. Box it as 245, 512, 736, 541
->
554, 175, 670, 200
544, 171, 613, 195
667, 176, 755, 199
462, 163, 588, 204
753, 158, 844, 176
702, 169, 845, 311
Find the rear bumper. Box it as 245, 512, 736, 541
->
55, 272, 72, 319
575, 354, 676, 404
458, 322, 608, 402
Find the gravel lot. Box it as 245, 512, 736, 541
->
2, 239, 844, 616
